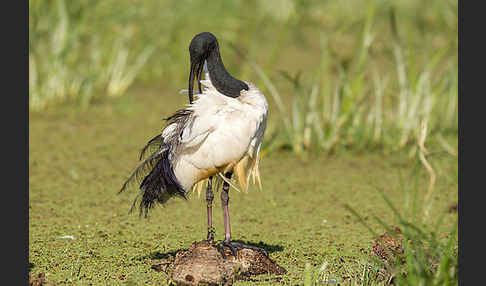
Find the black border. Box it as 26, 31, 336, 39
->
459, 0, 473, 285
9, 0, 29, 285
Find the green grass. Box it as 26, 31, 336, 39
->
29, 88, 457, 285
345, 191, 458, 285
242, 1, 457, 157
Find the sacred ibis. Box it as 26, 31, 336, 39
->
120, 32, 268, 258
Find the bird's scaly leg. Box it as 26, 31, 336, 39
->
216, 172, 268, 259
221, 172, 232, 242
206, 176, 215, 243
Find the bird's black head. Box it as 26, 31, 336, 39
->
189, 32, 218, 64
187, 32, 218, 103
187, 32, 248, 103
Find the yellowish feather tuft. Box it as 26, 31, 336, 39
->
217, 172, 242, 193
192, 153, 263, 199
250, 153, 263, 191
192, 179, 206, 198
235, 153, 264, 193
234, 156, 249, 192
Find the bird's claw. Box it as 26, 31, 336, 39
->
214, 240, 268, 259
215, 240, 237, 259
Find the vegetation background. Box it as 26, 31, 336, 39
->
29, 0, 458, 285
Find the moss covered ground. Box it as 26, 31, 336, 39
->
29, 87, 457, 285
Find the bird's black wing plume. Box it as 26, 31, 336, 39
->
164, 109, 193, 123
119, 148, 166, 195
119, 108, 194, 217
139, 134, 162, 161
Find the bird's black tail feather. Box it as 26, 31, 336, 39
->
119, 144, 186, 218
119, 108, 193, 217
136, 149, 186, 217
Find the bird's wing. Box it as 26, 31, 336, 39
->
180, 94, 230, 149
179, 120, 214, 149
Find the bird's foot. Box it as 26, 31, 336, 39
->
206, 227, 216, 243
214, 240, 268, 259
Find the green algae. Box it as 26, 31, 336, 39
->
29, 87, 457, 285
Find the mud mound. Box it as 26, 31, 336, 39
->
152, 240, 286, 286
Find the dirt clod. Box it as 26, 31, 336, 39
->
371, 226, 404, 282
371, 226, 404, 264
447, 203, 458, 213
165, 240, 286, 286
29, 273, 56, 286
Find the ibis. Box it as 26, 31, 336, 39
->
120, 32, 268, 258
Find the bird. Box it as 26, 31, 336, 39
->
119, 32, 269, 258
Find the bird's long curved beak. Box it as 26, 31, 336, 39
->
188, 59, 204, 104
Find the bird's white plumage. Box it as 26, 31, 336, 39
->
170, 78, 268, 193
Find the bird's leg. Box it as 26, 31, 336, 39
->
221, 172, 232, 242
215, 172, 268, 259
206, 176, 215, 243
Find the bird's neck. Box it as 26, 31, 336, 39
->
206, 45, 248, 98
